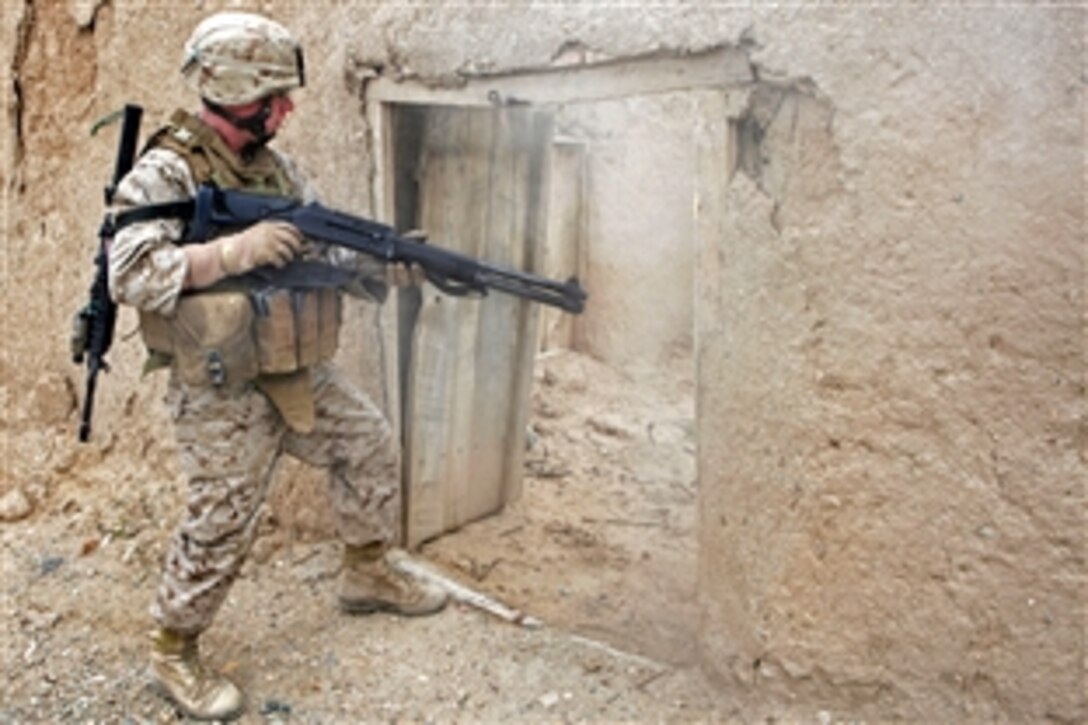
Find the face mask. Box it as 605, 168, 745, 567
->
204, 97, 277, 157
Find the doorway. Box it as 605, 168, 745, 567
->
365, 49, 746, 663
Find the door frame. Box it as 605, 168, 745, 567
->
360, 47, 755, 544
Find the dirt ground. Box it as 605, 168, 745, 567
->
0, 350, 766, 722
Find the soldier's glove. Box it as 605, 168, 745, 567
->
219, 221, 304, 275
184, 221, 304, 289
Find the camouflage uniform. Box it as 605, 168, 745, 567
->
113, 14, 444, 722
110, 116, 399, 636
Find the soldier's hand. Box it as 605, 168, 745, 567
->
386, 229, 428, 287
220, 221, 303, 275
385, 262, 426, 287
184, 221, 303, 289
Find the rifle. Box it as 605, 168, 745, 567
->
71, 104, 143, 442
115, 185, 587, 314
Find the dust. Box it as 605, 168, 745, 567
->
424, 348, 699, 665
0, 349, 733, 721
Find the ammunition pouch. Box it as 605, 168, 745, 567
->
140, 287, 341, 432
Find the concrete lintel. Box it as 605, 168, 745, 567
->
366, 47, 753, 107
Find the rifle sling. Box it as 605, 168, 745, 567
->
112, 200, 196, 232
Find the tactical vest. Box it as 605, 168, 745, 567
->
138, 109, 340, 432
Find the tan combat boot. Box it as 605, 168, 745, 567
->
339, 542, 449, 616
149, 627, 245, 721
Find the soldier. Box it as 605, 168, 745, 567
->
108, 11, 447, 721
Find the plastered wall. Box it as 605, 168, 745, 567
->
696, 7, 1084, 722
556, 93, 698, 372
3, 2, 1083, 720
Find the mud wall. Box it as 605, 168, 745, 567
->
1, 1, 384, 537
695, 6, 1085, 722
2, 2, 1083, 721
555, 94, 698, 372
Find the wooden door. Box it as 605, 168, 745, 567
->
402, 105, 554, 546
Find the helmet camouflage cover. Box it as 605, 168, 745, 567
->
181, 12, 305, 106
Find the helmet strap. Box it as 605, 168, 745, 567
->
204, 97, 276, 157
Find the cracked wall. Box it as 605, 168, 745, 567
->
697, 8, 1084, 722
0, 1, 385, 542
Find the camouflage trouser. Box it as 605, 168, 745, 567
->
152, 362, 399, 635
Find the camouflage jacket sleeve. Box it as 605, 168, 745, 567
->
107, 148, 195, 315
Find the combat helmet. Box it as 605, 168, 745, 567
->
181, 11, 305, 106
